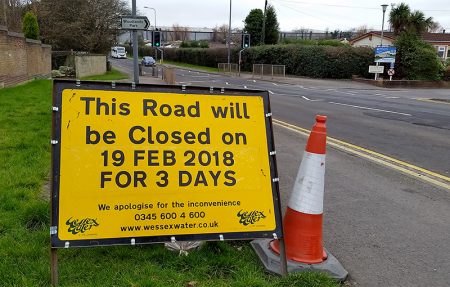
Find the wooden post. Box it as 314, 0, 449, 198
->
51, 248, 58, 286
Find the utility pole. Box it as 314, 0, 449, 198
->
261, 0, 268, 45
132, 0, 139, 84
227, 0, 232, 64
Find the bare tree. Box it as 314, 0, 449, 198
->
37, 0, 130, 52
172, 24, 188, 41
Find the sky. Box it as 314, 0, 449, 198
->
136, 0, 450, 32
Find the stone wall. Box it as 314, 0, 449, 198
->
75, 55, 106, 78
0, 25, 51, 88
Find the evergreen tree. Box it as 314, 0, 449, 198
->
22, 11, 39, 40
244, 9, 264, 46
264, 4, 279, 44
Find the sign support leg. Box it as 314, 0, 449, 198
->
278, 238, 288, 276
51, 248, 58, 286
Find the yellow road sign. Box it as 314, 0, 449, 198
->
51, 81, 282, 247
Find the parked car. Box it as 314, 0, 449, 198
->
141, 56, 156, 66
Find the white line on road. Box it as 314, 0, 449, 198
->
253, 80, 256, 82
386, 96, 399, 99
272, 83, 278, 86
225, 82, 229, 85
334, 90, 357, 95
301, 96, 322, 101
328, 102, 412, 116
269, 90, 274, 94
244, 86, 248, 89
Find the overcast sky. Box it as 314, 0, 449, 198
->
136, 0, 450, 32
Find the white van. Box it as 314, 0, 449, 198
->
111, 46, 127, 59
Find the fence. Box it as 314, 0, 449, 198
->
218, 63, 239, 76
252, 64, 285, 79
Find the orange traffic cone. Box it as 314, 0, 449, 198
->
270, 115, 327, 263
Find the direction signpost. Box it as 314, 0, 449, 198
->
121, 16, 150, 30
120, 0, 151, 84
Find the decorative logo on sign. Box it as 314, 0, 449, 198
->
66, 218, 99, 234
237, 210, 266, 226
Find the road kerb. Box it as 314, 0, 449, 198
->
273, 119, 450, 191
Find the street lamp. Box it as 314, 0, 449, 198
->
227, 0, 232, 65
381, 4, 388, 46
143, 6, 157, 30
375, 4, 389, 81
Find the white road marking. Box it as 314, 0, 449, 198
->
272, 83, 278, 86
386, 96, 399, 99
334, 90, 357, 95
301, 96, 322, 102
253, 80, 256, 82
328, 101, 412, 116
244, 85, 248, 89
225, 82, 229, 85
269, 90, 274, 94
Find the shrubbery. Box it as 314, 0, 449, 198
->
129, 44, 373, 79
180, 40, 209, 48
241, 44, 372, 78
394, 33, 445, 80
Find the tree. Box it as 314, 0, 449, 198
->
244, 8, 263, 46
394, 33, 444, 80
37, 0, 130, 53
264, 4, 279, 44
389, 3, 435, 35
389, 4, 443, 80
22, 11, 39, 39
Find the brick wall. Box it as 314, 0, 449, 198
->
0, 25, 51, 88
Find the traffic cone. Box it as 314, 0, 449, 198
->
270, 115, 327, 263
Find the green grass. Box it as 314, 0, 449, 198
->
80, 68, 129, 81
163, 60, 219, 73
0, 80, 339, 287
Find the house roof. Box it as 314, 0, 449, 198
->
350, 31, 450, 44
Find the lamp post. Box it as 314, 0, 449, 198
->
143, 6, 156, 30
381, 4, 388, 46
227, 0, 232, 65
144, 6, 158, 60
375, 4, 389, 81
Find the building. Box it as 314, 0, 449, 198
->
350, 31, 450, 60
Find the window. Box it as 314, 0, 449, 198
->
447, 47, 450, 59
437, 46, 446, 58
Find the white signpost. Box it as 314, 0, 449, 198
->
121, 16, 150, 30
369, 65, 384, 74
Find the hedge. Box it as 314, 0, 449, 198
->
128, 45, 373, 79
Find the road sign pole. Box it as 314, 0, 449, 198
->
238, 49, 244, 76
132, 0, 139, 84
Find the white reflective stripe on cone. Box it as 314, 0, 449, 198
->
288, 152, 325, 214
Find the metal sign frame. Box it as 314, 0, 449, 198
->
50, 79, 284, 248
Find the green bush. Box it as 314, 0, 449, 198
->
241, 44, 372, 78
144, 44, 372, 79
394, 33, 444, 80
22, 11, 39, 40
180, 40, 209, 48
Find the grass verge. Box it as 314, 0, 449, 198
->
81, 68, 129, 81
163, 60, 219, 73
0, 80, 339, 287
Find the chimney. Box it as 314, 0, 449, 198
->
443, 29, 446, 34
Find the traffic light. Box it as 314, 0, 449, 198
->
242, 34, 250, 49
153, 31, 161, 47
